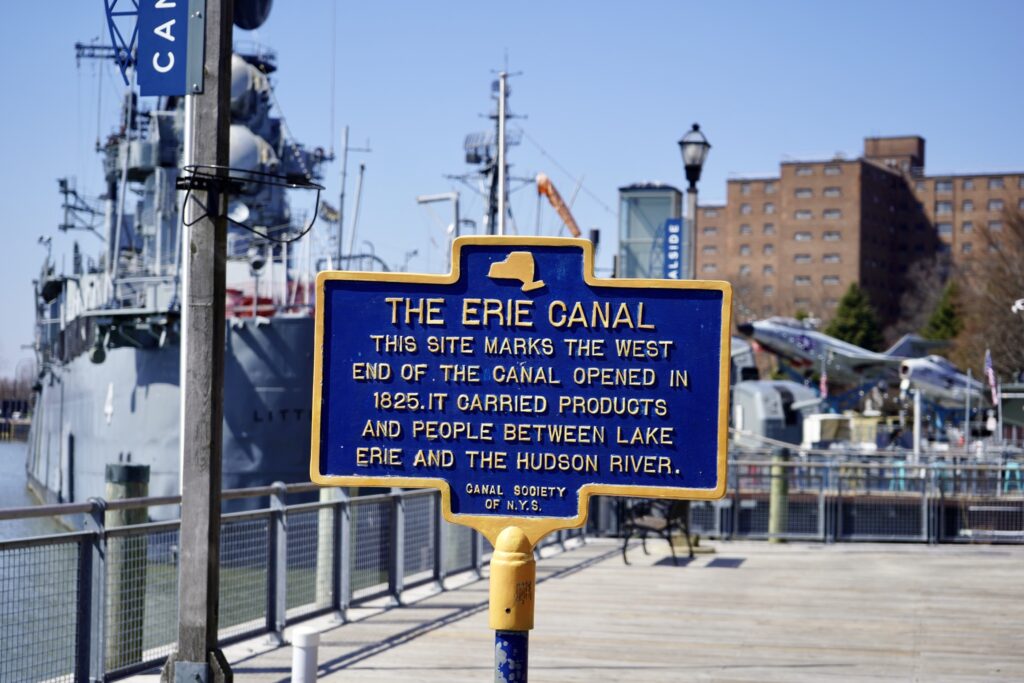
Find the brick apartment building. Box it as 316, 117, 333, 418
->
695, 136, 1024, 326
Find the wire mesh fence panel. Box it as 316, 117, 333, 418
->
402, 493, 435, 585
218, 516, 270, 640
105, 526, 179, 674
689, 500, 722, 537
286, 508, 333, 619
0, 536, 83, 683
837, 467, 928, 541
444, 520, 475, 574
938, 467, 1024, 542
733, 465, 771, 538
350, 498, 391, 600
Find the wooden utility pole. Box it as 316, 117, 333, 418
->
162, 0, 233, 680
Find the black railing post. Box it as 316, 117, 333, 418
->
388, 489, 405, 605
267, 482, 288, 641
79, 498, 107, 682
339, 491, 352, 618
433, 492, 448, 590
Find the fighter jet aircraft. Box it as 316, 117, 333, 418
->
736, 317, 906, 385
736, 317, 987, 407
899, 355, 987, 408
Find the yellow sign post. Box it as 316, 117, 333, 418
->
311, 236, 731, 679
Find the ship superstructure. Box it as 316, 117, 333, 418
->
28, 30, 326, 511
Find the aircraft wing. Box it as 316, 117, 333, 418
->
826, 348, 902, 376
884, 333, 949, 359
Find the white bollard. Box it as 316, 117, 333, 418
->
291, 627, 320, 683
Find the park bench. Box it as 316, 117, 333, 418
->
620, 499, 693, 565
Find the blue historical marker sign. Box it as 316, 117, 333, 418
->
137, 0, 191, 96
310, 236, 731, 537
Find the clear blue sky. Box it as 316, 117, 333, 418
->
1, 1, 1023, 374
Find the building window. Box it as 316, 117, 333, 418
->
989, 242, 1001, 253
825, 298, 839, 308
763, 202, 776, 214
740, 203, 752, 215
795, 166, 813, 176
794, 254, 812, 264
763, 285, 774, 296
989, 199, 1004, 211
916, 181, 928, 191
961, 242, 973, 254
1019, 198, 1024, 211
763, 265, 775, 275
937, 223, 953, 236
763, 223, 776, 235
989, 178, 1005, 190
795, 231, 813, 242
739, 264, 751, 276
740, 182, 751, 195
763, 244, 775, 255
702, 245, 718, 255
702, 226, 718, 236
823, 275, 840, 285
1019, 177, 1024, 189
794, 210, 813, 220
823, 208, 842, 219
962, 221, 973, 232
702, 263, 718, 273
764, 182, 777, 194
935, 180, 953, 193
824, 165, 842, 176
704, 208, 719, 218
823, 231, 841, 241
739, 224, 753, 235
962, 200, 974, 213
989, 220, 1003, 232
823, 186, 842, 198
795, 188, 813, 199
794, 275, 812, 286
739, 244, 752, 256
963, 178, 974, 190
823, 253, 841, 264
935, 201, 953, 214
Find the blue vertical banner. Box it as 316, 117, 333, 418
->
137, 0, 191, 96
663, 218, 683, 279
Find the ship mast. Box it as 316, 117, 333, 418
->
496, 71, 508, 236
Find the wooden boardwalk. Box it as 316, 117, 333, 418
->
132, 538, 1024, 682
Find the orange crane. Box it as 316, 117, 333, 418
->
536, 172, 581, 238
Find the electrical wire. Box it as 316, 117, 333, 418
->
515, 127, 616, 217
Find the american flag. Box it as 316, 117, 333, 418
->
984, 349, 998, 404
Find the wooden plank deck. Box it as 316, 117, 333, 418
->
131, 538, 1024, 682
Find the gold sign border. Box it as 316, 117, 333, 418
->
310, 236, 732, 545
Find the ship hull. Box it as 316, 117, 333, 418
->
26, 316, 315, 514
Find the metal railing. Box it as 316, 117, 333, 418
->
685, 460, 1024, 544
0, 484, 584, 682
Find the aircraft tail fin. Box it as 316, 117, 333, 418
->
884, 333, 948, 358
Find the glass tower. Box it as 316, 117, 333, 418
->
617, 183, 683, 278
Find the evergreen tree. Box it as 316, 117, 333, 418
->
824, 283, 884, 351
921, 281, 963, 340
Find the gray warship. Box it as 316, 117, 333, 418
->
27, 11, 329, 511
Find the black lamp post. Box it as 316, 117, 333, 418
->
677, 123, 711, 278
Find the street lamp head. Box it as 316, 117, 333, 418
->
678, 123, 711, 190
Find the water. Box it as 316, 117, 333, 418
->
0, 441, 63, 539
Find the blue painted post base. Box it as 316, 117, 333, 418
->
495, 630, 529, 683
